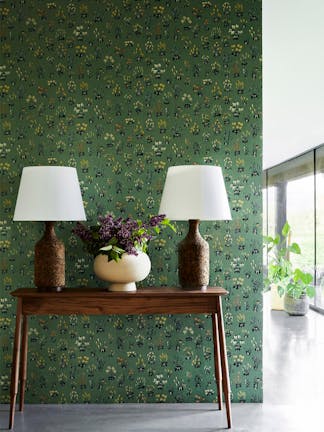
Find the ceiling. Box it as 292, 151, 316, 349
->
262, 0, 324, 169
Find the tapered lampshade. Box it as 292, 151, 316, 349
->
14, 166, 86, 221
159, 165, 231, 290
159, 165, 231, 220
14, 166, 86, 291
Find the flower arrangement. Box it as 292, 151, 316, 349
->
73, 213, 175, 262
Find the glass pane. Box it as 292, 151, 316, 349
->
267, 186, 276, 238
266, 151, 316, 306
263, 184, 276, 278
315, 145, 324, 310
286, 175, 314, 273
265, 147, 324, 313
263, 186, 268, 272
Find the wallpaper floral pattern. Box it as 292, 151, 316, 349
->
0, 0, 262, 403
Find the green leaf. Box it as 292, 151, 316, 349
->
99, 245, 113, 252
263, 235, 274, 244
162, 218, 176, 232
277, 285, 285, 297
282, 222, 290, 237
108, 237, 118, 246
299, 271, 313, 285
306, 286, 315, 298
277, 247, 287, 259
110, 249, 120, 262
112, 245, 125, 254
289, 242, 301, 255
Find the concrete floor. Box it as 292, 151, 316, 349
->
1, 294, 323, 431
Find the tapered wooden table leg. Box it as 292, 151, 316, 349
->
216, 297, 232, 429
212, 313, 222, 410
9, 299, 23, 430
19, 315, 28, 411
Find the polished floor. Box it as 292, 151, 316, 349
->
1, 294, 323, 431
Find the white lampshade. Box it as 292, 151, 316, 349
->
13, 166, 86, 221
159, 165, 232, 221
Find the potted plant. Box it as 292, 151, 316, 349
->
73, 213, 175, 291
263, 222, 315, 315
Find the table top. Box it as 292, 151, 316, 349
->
11, 287, 228, 298
10, 287, 228, 315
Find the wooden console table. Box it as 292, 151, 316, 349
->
9, 287, 231, 429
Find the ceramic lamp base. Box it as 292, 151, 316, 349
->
108, 282, 137, 292
178, 219, 209, 290
34, 221, 65, 292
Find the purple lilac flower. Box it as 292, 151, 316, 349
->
124, 218, 139, 231
124, 243, 138, 255
98, 214, 114, 227
118, 225, 131, 239
73, 213, 174, 261
148, 214, 166, 227
72, 222, 93, 242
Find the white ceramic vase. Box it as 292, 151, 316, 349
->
93, 252, 151, 292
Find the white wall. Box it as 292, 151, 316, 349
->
263, 0, 324, 169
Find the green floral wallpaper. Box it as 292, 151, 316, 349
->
0, 0, 262, 404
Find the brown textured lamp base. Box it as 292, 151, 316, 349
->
178, 219, 209, 290
34, 221, 65, 292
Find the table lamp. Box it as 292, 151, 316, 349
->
159, 165, 232, 290
13, 166, 86, 292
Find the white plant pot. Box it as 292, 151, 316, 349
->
284, 293, 309, 316
270, 284, 284, 311
93, 252, 151, 292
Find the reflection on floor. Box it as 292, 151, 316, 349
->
1, 293, 323, 431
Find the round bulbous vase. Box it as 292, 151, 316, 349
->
93, 252, 151, 292
284, 293, 309, 316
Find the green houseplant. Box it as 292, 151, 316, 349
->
263, 222, 315, 315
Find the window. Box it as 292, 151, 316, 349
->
263, 145, 324, 313
315, 146, 324, 310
